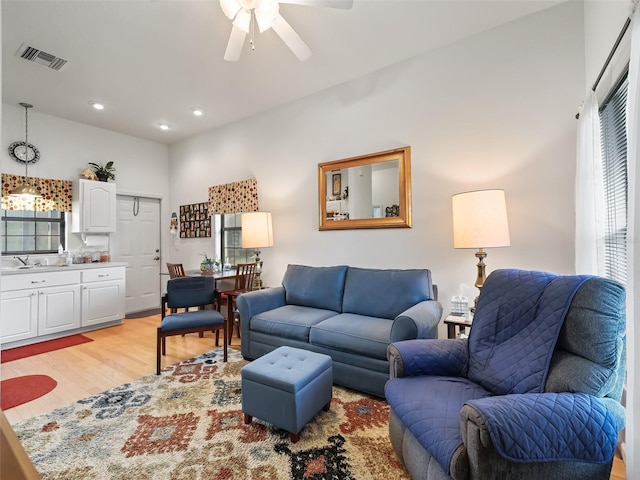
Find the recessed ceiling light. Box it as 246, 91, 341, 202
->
90, 101, 105, 110
157, 123, 170, 131
191, 107, 204, 116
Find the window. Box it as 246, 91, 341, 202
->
1, 210, 66, 255
214, 213, 252, 267
599, 74, 628, 285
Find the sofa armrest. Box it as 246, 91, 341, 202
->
391, 300, 443, 341
236, 286, 286, 329
462, 393, 619, 468
388, 338, 468, 378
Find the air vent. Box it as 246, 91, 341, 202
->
16, 44, 67, 71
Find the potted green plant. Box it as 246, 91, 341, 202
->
200, 253, 219, 275
88, 161, 116, 182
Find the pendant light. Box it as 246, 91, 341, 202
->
9, 103, 42, 198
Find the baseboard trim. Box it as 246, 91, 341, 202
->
125, 308, 162, 319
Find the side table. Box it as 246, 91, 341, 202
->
444, 313, 473, 339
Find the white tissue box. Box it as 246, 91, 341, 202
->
451, 296, 469, 315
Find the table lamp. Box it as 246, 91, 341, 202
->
241, 211, 274, 289
452, 189, 510, 311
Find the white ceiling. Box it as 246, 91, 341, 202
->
2, 0, 563, 145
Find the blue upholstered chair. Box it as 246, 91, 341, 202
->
157, 276, 227, 374
386, 269, 626, 480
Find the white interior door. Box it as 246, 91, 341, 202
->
111, 196, 161, 313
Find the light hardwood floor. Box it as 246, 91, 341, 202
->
1, 315, 236, 424
0, 315, 627, 479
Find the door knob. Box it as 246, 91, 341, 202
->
155, 249, 160, 253
153, 256, 160, 261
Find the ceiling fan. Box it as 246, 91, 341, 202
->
220, 0, 353, 61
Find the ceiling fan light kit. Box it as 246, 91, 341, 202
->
220, 0, 352, 62
222, 0, 279, 32
220, 0, 242, 19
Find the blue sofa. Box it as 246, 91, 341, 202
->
236, 264, 442, 397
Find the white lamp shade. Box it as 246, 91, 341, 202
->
241, 212, 274, 248
452, 189, 510, 249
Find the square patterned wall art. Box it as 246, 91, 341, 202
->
179, 202, 211, 238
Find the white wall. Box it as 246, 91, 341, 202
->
1, 104, 170, 257
168, 1, 585, 338
372, 165, 399, 214
584, 0, 632, 101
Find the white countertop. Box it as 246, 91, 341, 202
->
0, 262, 128, 275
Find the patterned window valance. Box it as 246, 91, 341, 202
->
208, 178, 258, 214
1, 174, 73, 212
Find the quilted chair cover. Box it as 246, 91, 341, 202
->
385, 269, 626, 480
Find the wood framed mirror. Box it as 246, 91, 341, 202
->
318, 146, 412, 230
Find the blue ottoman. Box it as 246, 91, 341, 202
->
241, 346, 333, 442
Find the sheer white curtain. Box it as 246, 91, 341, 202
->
625, 5, 640, 478
575, 91, 606, 275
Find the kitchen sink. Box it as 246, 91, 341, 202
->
1, 265, 51, 271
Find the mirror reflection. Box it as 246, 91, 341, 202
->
324, 160, 399, 220
318, 146, 412, 230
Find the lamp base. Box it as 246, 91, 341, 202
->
252, 248, 263, 290
470, 248, 487, 313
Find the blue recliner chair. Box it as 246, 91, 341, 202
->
386, 269, 625, 480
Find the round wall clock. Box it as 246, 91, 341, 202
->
8, 141, 40, 165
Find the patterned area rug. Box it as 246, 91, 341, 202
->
13, 348, 410, 479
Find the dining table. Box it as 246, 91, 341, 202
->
183, 269, 237, 281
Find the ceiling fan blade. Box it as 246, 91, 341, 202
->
224, 26, 247, 61
278, 0, 353, 9
271, 14, 312, 61
232, 9, 252, 33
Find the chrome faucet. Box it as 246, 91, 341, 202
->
14, 255, 29, 266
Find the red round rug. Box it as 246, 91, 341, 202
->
1, 375, 57, 410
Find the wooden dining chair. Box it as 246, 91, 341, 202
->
217, 262, 257, 343
166, 263, 187, 315
166, 263, 186, 279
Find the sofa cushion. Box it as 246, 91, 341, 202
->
385, 375, 491, 475
250, 305, 338, 342
342, 267, 432, 319
282, 264, 348, 312
309, 313, 392, 360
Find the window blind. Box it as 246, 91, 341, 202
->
599, 75, 628, 285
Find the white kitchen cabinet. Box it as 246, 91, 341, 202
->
38, 284, 82, 335
72, 179, 117, 233
0, 289, 38, 343
0, 270, 81, 344
0, 265, 125, 347
81, 267, 125, 326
